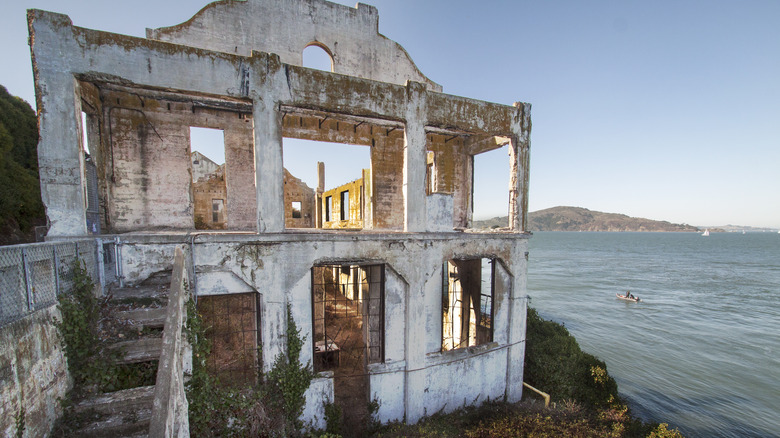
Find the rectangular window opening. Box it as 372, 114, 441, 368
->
80, 111, 91, 154
442, 258, 494, 351
340, 190, 349, 221
282, 133, 371, 230
472, 144, 510, 229
291, 201, 302, 218
190, 127, 227, 230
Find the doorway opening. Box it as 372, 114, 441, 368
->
312, 263, 384, 432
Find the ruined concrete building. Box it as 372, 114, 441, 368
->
29, 0, 531, 427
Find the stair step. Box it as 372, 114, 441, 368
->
114, 307, 167, 329
110, 285, 169, 304
141, 270, 172, 286
110, 338, 163, 364
73, 386, 154, 438
74, 386, 155, 416
75, 407, 151, 438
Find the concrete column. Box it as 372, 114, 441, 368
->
403, 82, 428, 232
37, 76, 88, 237
403, 269, 436, 423
251, 52, 285, 233
224, 126, 257, 230
315, 162, 325, 228
508, 102, 531, 232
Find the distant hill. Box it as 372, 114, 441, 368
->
474, 206, 700, 232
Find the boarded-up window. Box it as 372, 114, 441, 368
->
198, 293, 261, 386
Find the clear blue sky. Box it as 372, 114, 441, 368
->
3, 0, 779, 228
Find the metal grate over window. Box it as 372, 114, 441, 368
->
442, 258, 494, 351
312, 264, 384, 374
198, 293, 261, 387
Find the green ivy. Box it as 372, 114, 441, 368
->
265, 304, 315, 430
55, 260, 105, 389
14, 408, 25, 438
187, 300, 316, 437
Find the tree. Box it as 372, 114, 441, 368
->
0, 84, 43, 238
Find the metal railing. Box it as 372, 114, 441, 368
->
0, 238, 121, 327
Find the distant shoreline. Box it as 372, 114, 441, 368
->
473, 206, 779, 233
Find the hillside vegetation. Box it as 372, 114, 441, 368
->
367, 308, 683, 437
475, 206, 699, 232
0, 85, 43, 244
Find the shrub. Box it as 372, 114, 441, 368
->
524, 307, 619, 410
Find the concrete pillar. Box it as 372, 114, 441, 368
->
37, 76, 88, 237
315, 162, 325, 228
225, 126, 257, 230
251, 52, 285, 233
508, 102, 531, 232
404, 269, 434, 423
403, 82, 428, 232
361, 168, 373, 229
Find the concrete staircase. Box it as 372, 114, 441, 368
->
70, 271, 172, 438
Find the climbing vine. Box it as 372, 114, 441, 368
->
186, 300, 315, 437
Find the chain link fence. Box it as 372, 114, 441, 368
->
0, 238, 120, 327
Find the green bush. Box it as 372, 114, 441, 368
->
524, 307, 620, 410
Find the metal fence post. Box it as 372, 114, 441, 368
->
21, 248, 34, 311
53, 245, 61, 296
115, 236, 124, 288
96, 238, 106, 296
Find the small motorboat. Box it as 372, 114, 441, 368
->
616, 293, 640, 302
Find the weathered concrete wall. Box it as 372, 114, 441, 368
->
191, 151, 221, 182
0, 306, 70, 438
147, 0, 442, 92
284, 169, 315, 228
193, 170, 227, 229
321, 172, 366, 229
98, 87, 256, 232
115, 231, 529, 425
30, 10, 529, 237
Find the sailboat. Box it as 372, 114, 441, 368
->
702, 229, 710, 237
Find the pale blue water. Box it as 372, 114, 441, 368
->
527, 232, 780, 438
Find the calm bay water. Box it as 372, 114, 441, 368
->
527, 232, 780, 438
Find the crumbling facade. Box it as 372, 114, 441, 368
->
29, 0, 531, 428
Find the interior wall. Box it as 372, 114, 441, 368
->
97, 87, 255, 232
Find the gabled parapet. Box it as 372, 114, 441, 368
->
146, 0, 442, 92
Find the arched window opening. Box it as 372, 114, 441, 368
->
302, 43, 334, 72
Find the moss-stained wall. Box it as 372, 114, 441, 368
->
0, 306, 70, 438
